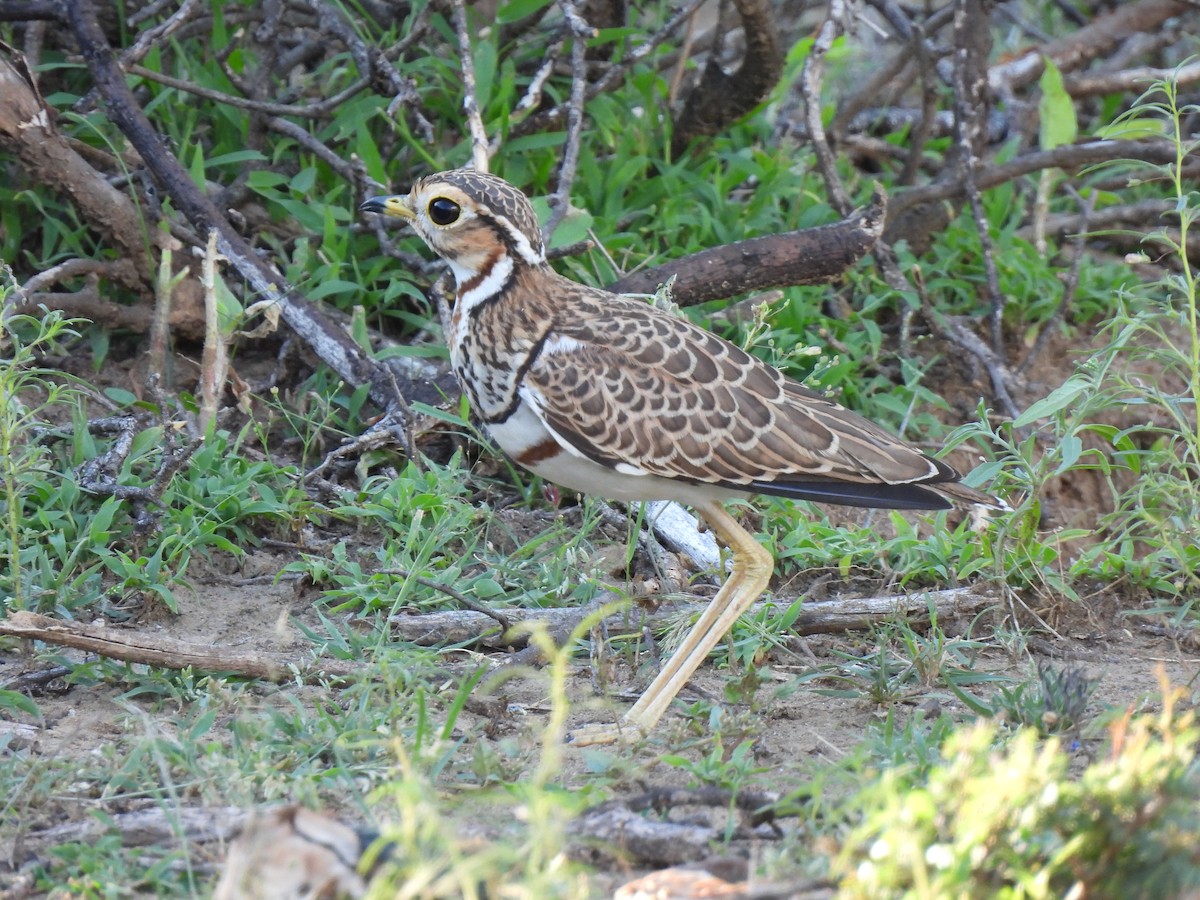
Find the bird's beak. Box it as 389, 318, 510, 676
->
360, 195, 414, 220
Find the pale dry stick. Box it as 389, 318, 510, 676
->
889, 139, 1182, 219
1067, 60, 1200, 98
146, 235, 176, 383
544, 0, 593, 241
127, 0, 176, 26
198, 231, 229, 434
799, 0, 852, 215
128, 65, 372, 118
389, 586, 996, 648
510, 0, 707, 138
268, 116, 386, 194
17, 257, 122, 295
487, 38, 564, 157
951, 0, 1005, 356
987, 0, 1190, 94
1019, 198, 1174, 241
492, 36, 564, 157
0, 611, 359, 682
120, 0, 203, 67
450, 0, 491, 172
900, 23, 940, 186
1018, 188, 1095, 376
666, 2, 701, 106
25, 805, 248, 852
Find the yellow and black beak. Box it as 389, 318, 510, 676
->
359, 195, 414, 220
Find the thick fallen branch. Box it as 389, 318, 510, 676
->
607, 187, 886, 305
0, 52, 153, 296
390, 586, 997, 649
17, 805, 247, 851
0, 611, 358, 683
570, 803, 779, 868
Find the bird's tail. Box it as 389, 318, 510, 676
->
934, 480, 1011, 513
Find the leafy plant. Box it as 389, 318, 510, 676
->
836, 676, 1200, 898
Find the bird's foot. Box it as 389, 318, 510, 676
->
565, 720, 645, 747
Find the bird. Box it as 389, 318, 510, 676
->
361, 169, 1004, 745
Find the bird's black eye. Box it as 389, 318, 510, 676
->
428, 197, 460, 226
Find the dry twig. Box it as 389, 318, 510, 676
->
450, 0, 491, 172
0, 611, 358, 683
799, 0, 851, 215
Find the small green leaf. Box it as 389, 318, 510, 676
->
529, 197, 595, 249
0, 689, 41, 718
496, 0, 553, 24
1095, 117, 1165, 141
290, 167, 317, 193
1038, 58, 1077, 151
1013, 375, 1092, 427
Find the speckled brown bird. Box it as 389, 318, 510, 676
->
361, 169, 1004, 744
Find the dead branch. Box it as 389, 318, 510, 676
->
509, 0, 707, 139
0, 53, 155, 295
987, 0, 1190, 93
670, 0, 783, 156
914, 274, 1021, 420
72, 403, 201, 532
0, 611, 358, 684
0, 1, 60, 21
449, 0, 490, 172
607, 187, 886, 305
620, 785, 781, 826
389, 586, 997, 649
799, 0, 852, 215
128, 64, 371, 118
1064, 59, 1200, 98
544, 1, 593, 240
950, 0, 1003, 354
310, 0, 432, 141
571, 804, 729, 867
14, 805, 247, 852
887, 139, 1183, 225
570, 804, 778, 868
1015, 198, 1177, 243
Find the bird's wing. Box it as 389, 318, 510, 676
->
521, 295, 966, 510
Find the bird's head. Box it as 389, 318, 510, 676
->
360, 169, 546, 286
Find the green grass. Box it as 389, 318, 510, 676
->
3, 3, 1200, 895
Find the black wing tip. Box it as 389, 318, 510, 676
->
749, 479, 954, 511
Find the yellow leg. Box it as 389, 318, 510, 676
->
567, 500, 774, 746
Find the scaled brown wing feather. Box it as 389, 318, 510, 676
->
524, 294, 956, 497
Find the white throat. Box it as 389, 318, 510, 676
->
451, 254, 514, 314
